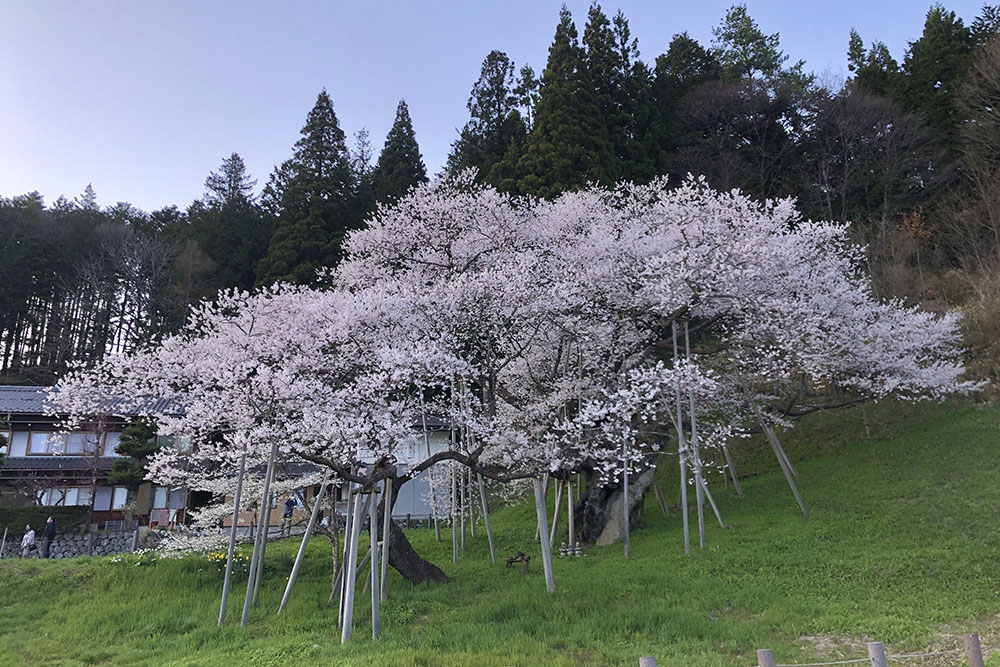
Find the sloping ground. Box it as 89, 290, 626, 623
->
0, 400, 998, 666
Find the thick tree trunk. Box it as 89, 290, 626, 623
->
378, 479, 450, 584
579, 465, 655, 545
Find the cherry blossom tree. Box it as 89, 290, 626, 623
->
50, 173, 975, 599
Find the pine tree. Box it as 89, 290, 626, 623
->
712, 4, 808, 84
512, 5, 615, 198
257, 90, 358, 285
107, 420, 160, 488
372, 100, 428, 204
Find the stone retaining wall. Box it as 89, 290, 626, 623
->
1, 532, 136, 559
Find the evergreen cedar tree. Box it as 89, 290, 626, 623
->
371, 100, 428, 205
52, 177, 975, 559
256, 90, 360, 286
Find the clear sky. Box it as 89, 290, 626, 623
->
0, 1, 988, 212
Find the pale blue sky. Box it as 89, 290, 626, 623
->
0, 1, 987, 212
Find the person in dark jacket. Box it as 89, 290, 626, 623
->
41, 516, 55, 558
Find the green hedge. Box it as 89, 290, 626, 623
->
0, 506, 91, 535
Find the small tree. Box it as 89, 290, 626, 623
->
107, 418, 160, 488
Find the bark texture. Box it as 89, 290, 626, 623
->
579, 465, 655, 545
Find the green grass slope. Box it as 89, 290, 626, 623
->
0, 401, 998, 666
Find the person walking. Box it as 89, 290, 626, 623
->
20, 524, 35, 558
41, 516, 55, 558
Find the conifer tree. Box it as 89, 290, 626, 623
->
650, 33, 723, 172
446, 51, 527, 186
372, 100, 428, 204
897, 6, 974, 143
257, 90, 357, 285
512, 5, 615, 198
848, 29, 902, 97
107, 419, 160, 488
188, 153, 270, 293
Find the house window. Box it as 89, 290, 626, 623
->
93, 487, 113, 511
152, 486, 168, 509
28, 432, 65, 455
65, 433, 102, 455
28, 432, 103, 455
0, 430, 10, 456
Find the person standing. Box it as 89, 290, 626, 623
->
41, 516, 55, 558
282, 495, 297, 537
20, 524, 35, 558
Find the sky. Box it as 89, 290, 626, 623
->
0, 0, 989, 213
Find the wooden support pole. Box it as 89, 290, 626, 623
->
755, 649, 776, 667
0, 527, 7, 559
477, 473, 496, 564
699, 474, 725, 528
721, 442, 743, 497
534, 473, 549, 541
548, 479, 563, 549
566, 474, 575, 548
219, 447, 247, 626
421, 397, 441, 543
686, 322, 706, 550
460, 464, 467, 551
380, 478, 391, 602
965, 633, 985, 667
251, 460, 277, 608
623, 442, 631, 557
533, 477, 556, 593
340, 492, 364, 644
651, 476, 670, 518
451, 465, 459, 564
673, 321, 690, 555
867, 641, 888, 667
241, 438, 279, 627
767, 422, 798, 477
468, 467, 476, 539
753, 401, 809, 518
278, 471, 330, 614
336, 483, 354, 630
369, 489, 380, 639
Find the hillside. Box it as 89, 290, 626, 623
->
0, 400, 998, 666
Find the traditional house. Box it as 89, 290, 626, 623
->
0, 385, 187, 528
2, 385, 454, 529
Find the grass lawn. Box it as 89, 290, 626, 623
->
1, 400, 999, 666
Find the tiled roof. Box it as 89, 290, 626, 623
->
0, 386, 50, 415
0, 385, 184, 417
